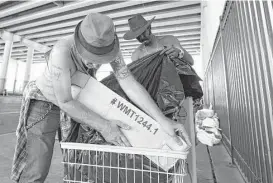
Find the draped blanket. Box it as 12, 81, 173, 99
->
61, 51, 203, 183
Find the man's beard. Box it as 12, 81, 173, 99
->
137, 37, 148, 44
140, 36, 153, 46
137, 30, 152, 45
142, 39, 152, 45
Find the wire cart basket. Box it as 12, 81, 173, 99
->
61, 97, 197, 183
61, 142, 189, 183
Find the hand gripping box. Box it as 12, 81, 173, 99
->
71, 71, 190, 171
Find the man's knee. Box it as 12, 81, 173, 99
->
19, 132, 55, 183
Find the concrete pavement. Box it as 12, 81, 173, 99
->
0, 96, 245, 183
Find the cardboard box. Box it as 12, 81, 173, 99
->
71, 71, 190, 170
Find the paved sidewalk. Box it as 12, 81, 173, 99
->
208, 145, 246, 183
0, 96, 245, 183
0, 133, 63, 183
0, 96, 63, 183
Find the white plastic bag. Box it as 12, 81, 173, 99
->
195, 106, 222, 146
195, 107, 215, 125
197, 129, 221, 146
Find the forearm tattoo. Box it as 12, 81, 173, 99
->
110, 53, 131, 79
51, 65, 63, 81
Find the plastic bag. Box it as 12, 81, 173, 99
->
171, 57, 203, 100
61, 51, 189, 182
195, 107, 222, 146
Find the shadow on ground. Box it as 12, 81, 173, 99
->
0, 96, 63, 183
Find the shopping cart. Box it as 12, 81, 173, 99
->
61, 97, 197, 183
61, 142, 189, 183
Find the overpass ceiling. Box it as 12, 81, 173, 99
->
0, 0, 201, 63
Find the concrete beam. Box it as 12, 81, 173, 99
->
118, 35, 200, 44
16, 15, 201, 36
3, 0, 156, 31
11, 45, 200, 60
0, 49, 40, 55
5, 1, 199, 32
11, 55, 44, 60
3, 35, 201, 49
31, 30, 200, 43
114, 7, 201, 26
53, 1, 64, 7
24, 24, 200, 40
0, 30, 50, 53
118, 18, 201, 32
15, 59, 46, 63
0, 30, 200, 48
0, 0, 112, 28
0, 1, 53, 19
1, 38, 200, 54
14, 50, 200, 63
11, 52, 44, 57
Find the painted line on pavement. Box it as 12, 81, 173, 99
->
0, 112, 20, 115
0, 131, 16, 137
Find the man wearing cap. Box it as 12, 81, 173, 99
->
11, 13, 187, 183
124, 14, 194, 65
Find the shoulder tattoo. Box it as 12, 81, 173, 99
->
51, 65, 63, 81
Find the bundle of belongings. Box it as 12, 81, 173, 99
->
59, 51, 203, 183
195, 105, 222, 146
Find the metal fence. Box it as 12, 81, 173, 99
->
203, 1, 273, 183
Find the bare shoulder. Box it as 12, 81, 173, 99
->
160, 35, 179, 45
52, 36, 73, 55
49, 36, 75, 69
162, 35, 177, 40
131, 45, 144, 61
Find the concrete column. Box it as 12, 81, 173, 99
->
0, 32, 13, 93
22, 47, 34, 91
201, 1, 209, 73
13, 61, 19, 93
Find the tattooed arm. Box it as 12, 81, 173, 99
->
49, 39, 131, 146
160, 35, 194, 65
110, 53, 164, 118
110, 53, 188, 144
